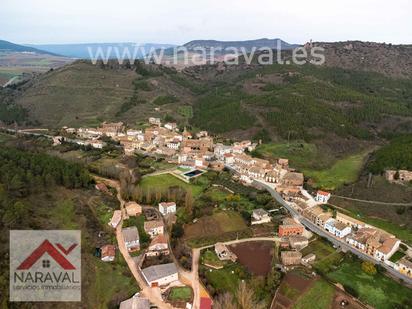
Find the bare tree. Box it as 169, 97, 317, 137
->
214, 293, 237, 309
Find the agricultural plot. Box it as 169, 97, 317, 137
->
300, 239, 344, 273
184, 210, 251, 247
327, 259, 412, 309
139, 173, 208, 197
201, 263, 249, 295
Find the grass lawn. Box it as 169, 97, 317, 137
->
304, 151, 370, 190
301, 240, 336, 260
185, 210, 251, 247
279, 283, 301, 301
139, 173, 207, 197
253, 142, 370, 190
252, 142, 334, 171
51, 199, 78, 229
168, 286, 192, 302
201, 250, 227, 268
92, 258, 137, 308
203, 263, 249, 294
292, 280, 335, 309
301, 240, 343, 273
0, 133, 14, 143
327, 260, 412, 309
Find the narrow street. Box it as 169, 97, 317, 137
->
94, 175, 175, 309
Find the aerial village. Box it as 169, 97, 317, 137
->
60, 119, 412, 308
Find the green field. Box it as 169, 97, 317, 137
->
253, 142, 370, 190
202, 263, 249, 294
305, 151, 370, 190
201, 249, 227, 268
139, 173, 208, 197
168, 286, 192, 302
184, 210, 251, 247
292, 280, 335, 309
327, 260, 412, 309
92, 258, 137, 308
301, 240, 344, 273
253, 142, 333, 171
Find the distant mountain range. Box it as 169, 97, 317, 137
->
0, 39, 59, 56
183, 38, 300, 51
25, 42, 177, 59
25, 38, 300, 60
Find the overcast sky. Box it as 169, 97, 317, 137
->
1, 0, 411, 45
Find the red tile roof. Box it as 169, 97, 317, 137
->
200, 297, 212, 309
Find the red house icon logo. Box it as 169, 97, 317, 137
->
17, 239, 78, 270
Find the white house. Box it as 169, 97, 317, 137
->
122, 226, 140, 252
315, 191, 331, 204
164, 123, 177, 131
166, 141, 180, 150
159, 202, 176, 215
149, 117, 161, 126
144, 220, 164, 238
126, 129, 142, 136
141, 263, 178, 287
324, 218, 351, 238
251, 208, 271, 225
375, 238, 400, 261
223, 153, 235, 165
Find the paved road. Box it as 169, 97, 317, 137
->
253, 180, 412, 285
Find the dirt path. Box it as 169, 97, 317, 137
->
332, 194, 412, 206
93, 175, 175, 309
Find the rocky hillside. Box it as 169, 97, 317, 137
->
2, 41, 412, 154
314, 41, 412, 79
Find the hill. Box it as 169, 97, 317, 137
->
26, 42, 177, 59
3, 40, 412, 159
183, 38, 300, 51
315, 41, 412, 79
0, 39, 72, 86
0, 39, 59, 56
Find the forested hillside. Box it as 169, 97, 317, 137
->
1, 48, 412, 163
368, 135, 412, 174
0, 139, 136, 308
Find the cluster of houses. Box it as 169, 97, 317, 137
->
385, 169, 412, 184
105, 199, 202, 308
105, 200, 182, 287
89, 119, 412, 280
302, 206, 403, 263
62, 119, 260, 171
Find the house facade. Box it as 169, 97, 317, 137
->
144, 220, 164, 238
141, 263, 178, 287
315, 191, 331, 204
324, 219, 351, 238
159, 202, 177, 215
122, 226, 140, 252
278, 218, 304, 237
251, 208, 271, 225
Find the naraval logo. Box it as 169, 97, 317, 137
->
10, 230, 81, 302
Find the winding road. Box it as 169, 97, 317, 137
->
253, 179, 412, 286
94, 175, 175, 309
